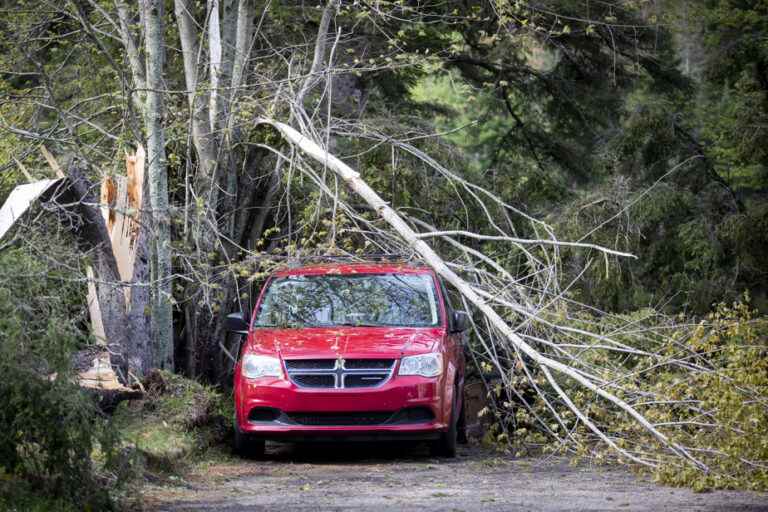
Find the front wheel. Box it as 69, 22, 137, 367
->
233, 417, 265, 459
430, 399, 458, 458
457, 396, 468, 445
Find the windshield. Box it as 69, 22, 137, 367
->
253, 273, 440, 328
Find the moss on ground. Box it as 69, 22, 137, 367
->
112, 371, 232, 474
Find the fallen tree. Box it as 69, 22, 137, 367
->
223, 2, 751, 474
255, 117, 707, 470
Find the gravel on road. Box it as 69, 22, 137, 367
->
142, 442, 768, 512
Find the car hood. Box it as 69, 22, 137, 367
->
247, 327, 443, 359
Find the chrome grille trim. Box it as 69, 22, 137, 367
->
285, 359, 395, 389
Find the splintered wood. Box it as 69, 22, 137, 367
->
98, 145, 145, 306
73, 348, 143, 407
0, 178, 64, 240
86, 266, 107, 345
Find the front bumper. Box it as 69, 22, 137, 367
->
235, 375, 447, 438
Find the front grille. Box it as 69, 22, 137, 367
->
286, 411, 394, 426
285, 358, 395, 389
292, 374, 335, 388
343, 359, 393, 369
344, 374, 388, 388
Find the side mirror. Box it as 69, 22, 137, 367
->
451, 311, 470, 333
225, 312, 250, 334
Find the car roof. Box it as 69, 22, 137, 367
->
273, 262, 435, 277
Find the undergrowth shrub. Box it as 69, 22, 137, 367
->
0, 247, 118, 510
0, 358, 116, 510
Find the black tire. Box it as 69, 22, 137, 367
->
233, 417, 265, 459
457, 393, 468, 445
430, 397, 458, 458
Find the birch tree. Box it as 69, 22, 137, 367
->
142, 0, 173, 369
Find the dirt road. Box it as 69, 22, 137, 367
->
143, 443, 768, 512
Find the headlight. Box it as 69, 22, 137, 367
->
241, 354, 283, 379
398, 353, 443, 378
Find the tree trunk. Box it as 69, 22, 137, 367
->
143, 0, 173, 370
208, 0, 222, 131
217, 0, 238, 131
114, 0, 146, 94
229, 0, 255, 105
174, 0, 220, 209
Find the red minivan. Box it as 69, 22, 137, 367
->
227, 261, 469, 458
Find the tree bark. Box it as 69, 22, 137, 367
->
208, 0, 222, 131
174, 0, 220, 208
143, 0, 173, 370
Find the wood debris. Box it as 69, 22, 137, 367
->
0, 178, 64, 240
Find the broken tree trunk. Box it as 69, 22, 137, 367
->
0, 147, 154, 372
96, 147, 153, 375
61, 157, 153, 380
0, 150, 152, 406
60, 152, 153, 395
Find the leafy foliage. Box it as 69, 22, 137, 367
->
479, 299, 768, 490
652, 301, 768, 490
